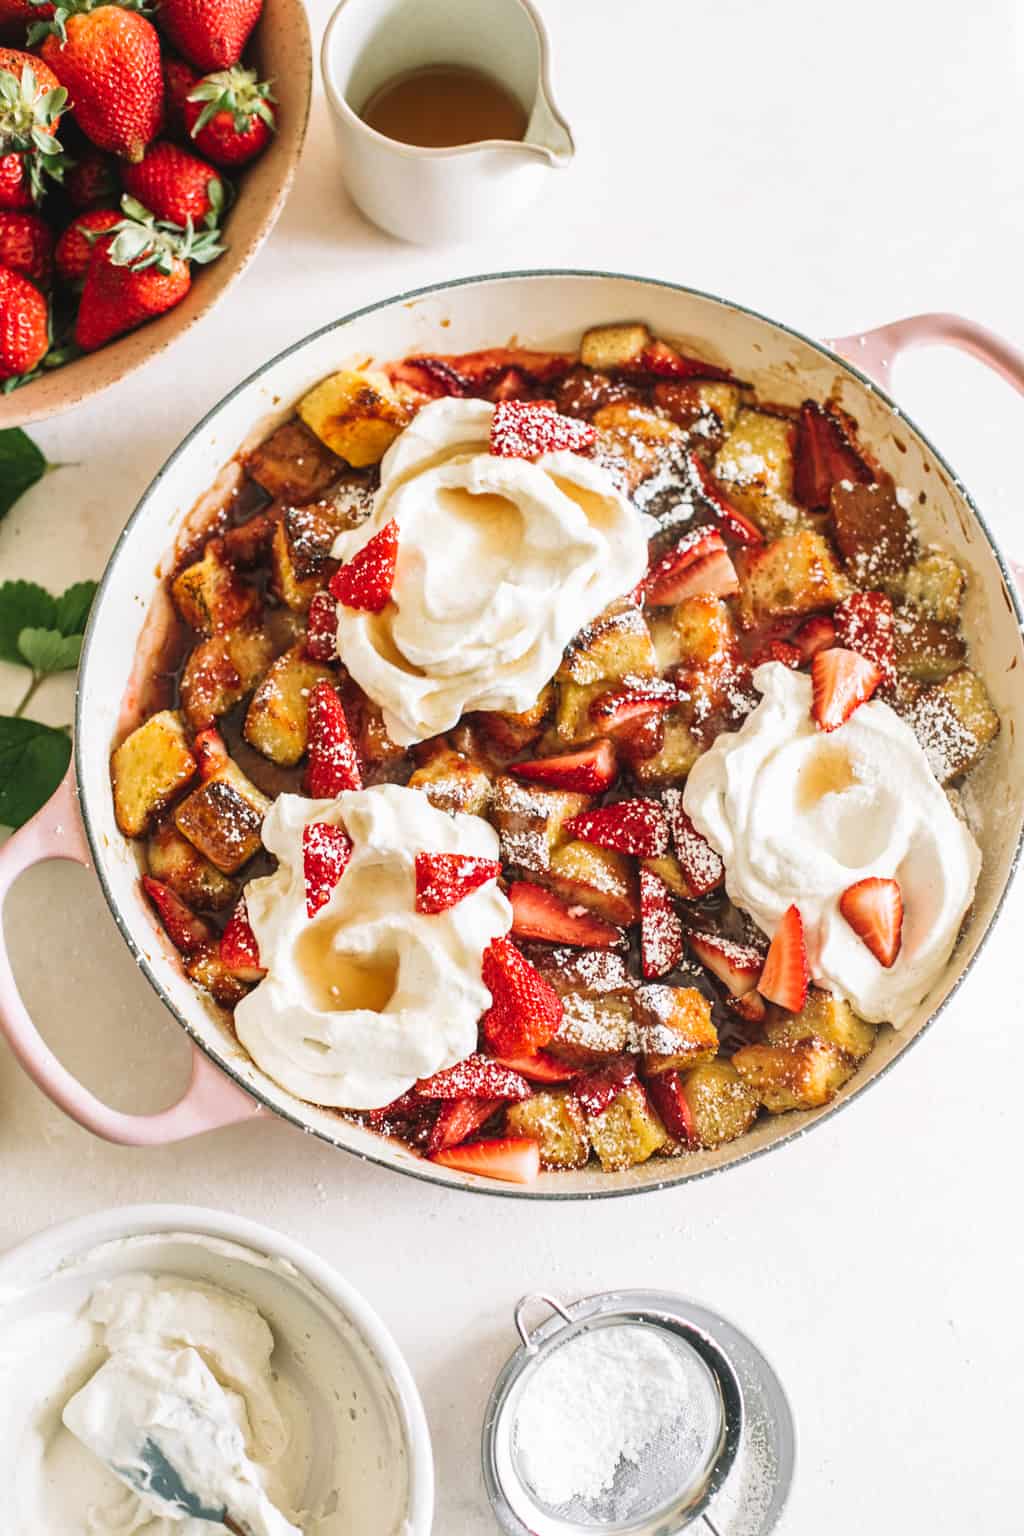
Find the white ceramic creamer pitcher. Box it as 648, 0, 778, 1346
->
321, 0, 574, 242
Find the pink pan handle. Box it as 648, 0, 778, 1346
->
0, 768, 263, 1145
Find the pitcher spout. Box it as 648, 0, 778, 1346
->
522, 67, 574, 165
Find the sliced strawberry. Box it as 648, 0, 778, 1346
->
367, 1087, 424, 1127
726, 989, 767, 1025
614, 710, 666, 764
834, 591, 895, 682
793, 400, 873, 510
574, 1055, 638, 1117
431, 1135, 541, 1183
687, 930, 763, 997
758, 905, 809, 1012
811, 646, 882, 732
305, 589, 339, 663
488, 1049, 576, 1084
489, 401, 596, 459
219, 897, 266, 981
643, 1069, 696, 1146
588, 678, 679, 734
480, 936, 563, 1056
636, 339, 733, 384
142, 877, 212, 956
751, 639, 802, 670
689, 452, 764, 546
509, 882, 623, 949
303, 821, 353, 918
329, 520, 399, 613
793, 614, 837, 662
512, 738, 618, 795
839, 877, 903, 968
427, 1098, 505, 1155
644, 526, 725, 604
193, 727, 229, 781
305, 681, 362, 798
640, 867, 685, 979
662, 790, 724, 896
565, 798, 669, 858
415, 1054, 530, 1102
647, 545, 739, 607
414, 852, 500, 914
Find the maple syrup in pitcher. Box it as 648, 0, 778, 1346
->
360, 64, 528, 147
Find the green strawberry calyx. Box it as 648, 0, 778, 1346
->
90, 195, 226, 275
187, 67, 276, 138
0, 62, 70, 202
27, 0, 154, 48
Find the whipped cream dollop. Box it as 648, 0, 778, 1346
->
684, 662, 982, 1027
236, 783, 512, 1108
331, 396, 653, 745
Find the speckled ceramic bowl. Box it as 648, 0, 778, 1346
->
0, 0, 312, 430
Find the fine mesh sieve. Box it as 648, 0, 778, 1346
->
482, 1291, 795, 1536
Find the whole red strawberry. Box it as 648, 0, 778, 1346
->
185, 65, 274, 166
158, 0, 262, 73
54, 205, 120, 285
0, 261, 48, 378
66, 147, 118, 208
0, 48, 67, 206
37, 6, 163, 163
163, 53, 198, 138
0, 209, 52, 283
122, 140, 224, 227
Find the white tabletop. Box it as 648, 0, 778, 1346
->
2, 2, 1023, 1530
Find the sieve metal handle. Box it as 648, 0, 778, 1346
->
513, 1293, 575, 1353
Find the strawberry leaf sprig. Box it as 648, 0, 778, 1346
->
26, 0, 154, 48
187, 66, 275, 137
102, 193, 225, 272
0, 60, 70, 202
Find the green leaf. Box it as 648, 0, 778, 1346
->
0, 580, 56, 666
17, 626, 82, 673
0, 715, 71, 829
0, 427, 47, 521
54, 579, 97, 637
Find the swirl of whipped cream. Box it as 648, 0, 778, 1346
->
683, 662, 981, 1027
234, 784, 511, 1109
331, 397, 653, 746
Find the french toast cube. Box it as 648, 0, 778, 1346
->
732, 1038, 854, 1112
554, 679, 607, 743
548, 992, 634, 1066
179, 623, 276, 733
631, 712, 702, 786
174, 755, 270, 874
476, 684, 554, 754
641, 852, 695, 901
587, 1081, 668, 1171
558, 600, 657, 686
505, 1091, 591, 1169
679, 1060, 759, 1148
904, 551, 965, 623
297, 369, 411, 468
593, 402, 688, 494
830, 480, 916, 590
651, 594, 735, 672
407, 745, 492, 816
736, 530, 849, 629
764, 988, 876, 1062
527, 944, 635, 997
171, 541, 258, 635
546, 840, 639, 925
713, 408, 802, 535
580, 322, 650, 371
490, 776, 589, 874
243, 644, 335, 766
652, 380, 745, 447
111, 710, 197, 838
146, 820, 238, 911
908, 668, 1000, 782
632, 984, 718, 1073
892, 611, 966, 682
185, 944, 252, 1007
271, 509, 336, 612
245, 418, 343, 504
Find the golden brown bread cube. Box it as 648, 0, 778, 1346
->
528, 944, 635, 998
892, 611, 966, 683
732, 1039, 854, 1112
558, 601, 657, 686
297, 369, 411, 468
554, 365, 641, 419
270, 511, 334, 612
587, 1082, 668, 1171
640, 852, 694, 901
174, 755, 270, 874
185, 944, 252, 1007
904, 551, 965, 622
111, 710, 197, 839
593, 403, 687, 494
679, 1061, 759, 1149
146, 821, 237, 911
651, 594, 735, 672
545, 840, 639, 925
713, 408, 803, 536
554, 680, 606, 744
549, 992, 634, 1066
652, 380, 745, 448
580, 321, 650, 371
907, 668, 1000, 782
179, 623, 276, 733
243, 645, 335, 767
764, 988, 877, 1061
407, 745, 492, 816
490, 776, 589, 874
736, 530, 849, 629
830, 480, 916, 590
245, 418, 343, 503
476, 684, 554, 754
171, 542, 258, 636
631, 712, 702, 787
632, 984, 718, 1073
505, 1092, 591, 1169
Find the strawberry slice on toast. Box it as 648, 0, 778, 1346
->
142, 876, 213, 955
757, 904, 809, 1012
839, 877, 903, 968
834, 591, 895, 683
415, 1054, 531, 1101
643, 1068, 696, 1145
662, 789, 724, 896
303, 821, 353, 917
793, 400, 874, 510
811, 646, 882, 732
487, 1048, 576, 1084
305, 680, 362, 797
480, 936, 563, 1056
414, 852, 500, 913
689, 452, 764, 546
687, 930, 763, 997
511, 738, 618, 794
305, 589, 339, 663
329, 519, 399, 613
793, 614, 837, 662
431, 1136, 541, 1183
426, 1098, 505, 1155
220, 897, 266, 981
565, 797, 670, 858
489, 400, 596, 459
639, 867, 685, 979
509, 882, 624, 949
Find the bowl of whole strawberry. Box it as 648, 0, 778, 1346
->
0, 0, 311, 426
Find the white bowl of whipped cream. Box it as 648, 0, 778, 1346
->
0, 1204, 434, 1536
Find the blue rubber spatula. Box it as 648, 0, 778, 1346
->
62, 1349, 303, 1536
